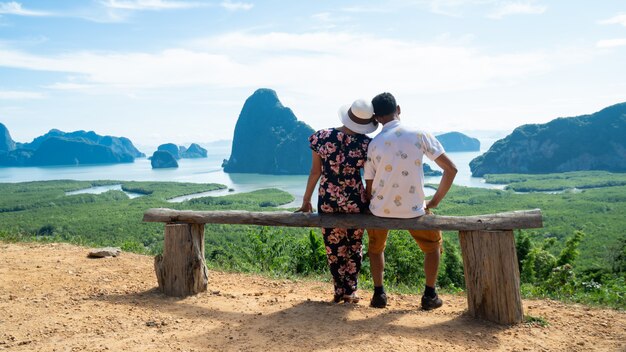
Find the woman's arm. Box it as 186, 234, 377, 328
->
295, 151, 322, 213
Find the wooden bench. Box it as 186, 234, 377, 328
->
143, 208, 543, 325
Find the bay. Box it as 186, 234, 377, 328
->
0, 145, 502, 208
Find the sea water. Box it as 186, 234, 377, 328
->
0, 145, 502, 208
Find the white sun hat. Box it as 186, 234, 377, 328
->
338, 98, 378, 134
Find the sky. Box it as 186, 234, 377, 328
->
0, 0, 625, 147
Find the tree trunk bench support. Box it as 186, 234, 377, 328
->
143, 208, 542, 325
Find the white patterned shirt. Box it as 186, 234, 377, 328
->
364, 120, 445, 218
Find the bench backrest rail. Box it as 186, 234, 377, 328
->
143, 208, 543, 231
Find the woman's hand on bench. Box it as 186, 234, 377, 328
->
295, 200, 314, 213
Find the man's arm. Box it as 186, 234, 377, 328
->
365, 179, 373, 201
363, 141, 376, 211
426, 153, 457, 209
364, 179, 373, 214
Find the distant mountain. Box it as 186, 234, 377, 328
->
100, 136, 145, 158
156, 143, 208, 159
424, 163, 442, 176
30, 137, 134, 166
470, 103, 626, 176
157, 143, 180, 159
205, 140, 232, 148
436, 132, 480, 152
223, 88, 314, 175
0, 126, 144, 167
181, 143, 207, 158
0, 149, 33, 167
151, 150, 179, 169
23, 129, 144, 158
0, 123, 16, 153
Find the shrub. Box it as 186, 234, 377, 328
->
37, 224, 55, 236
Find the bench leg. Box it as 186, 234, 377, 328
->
154, 223, 208, 297
459, 230, 523, 324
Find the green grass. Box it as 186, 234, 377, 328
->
120, 181, 226, 199
484, 171, 626, 192
433, 184, 626, 273
524, 315, 550, 327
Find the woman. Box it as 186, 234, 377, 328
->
296, 99, 378, 303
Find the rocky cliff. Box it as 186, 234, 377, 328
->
156, 143, 208, 159
436, 132, 480, 152
181, 143, 208, 158
470, 102, 626, 176
0, 123, 16, 153
157, 143, 180, 159
0, 126, 143, 167
423, 163, 443, 176
24, 129, 144, 158
150, 150, 179, 168
30, 137, 134, 166
223, 89, 314, 175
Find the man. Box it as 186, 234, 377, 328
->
364, 92, 457, 310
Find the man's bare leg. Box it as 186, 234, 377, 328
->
424, 249, 440, 287
369, 251, 385, 287
422, 248, 443, 310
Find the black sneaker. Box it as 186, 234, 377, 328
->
332, 294, 342, 304
421, 294, 443, 311
370, 292, 387, 308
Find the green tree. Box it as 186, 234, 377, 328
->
383, 231, 425, 286
516, 231, 532, 273
438, 239, 465, 288
294, 230, 326, 274
521, 249, 537, 284
612, 238, 626, 275
544, 264, 576, 296
557, 231, 585, 267
37, 224, 55, 236
542, 237, 556, 250
533, 249, 557, 281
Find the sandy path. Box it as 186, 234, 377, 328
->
1, 242, 624, 351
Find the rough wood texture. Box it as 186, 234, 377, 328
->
146, 208, 541, 323
154, 223, 208, 297
459, 230, 523, 325
143, 208, 542, 231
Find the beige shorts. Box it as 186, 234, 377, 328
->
367, 228, 442, 254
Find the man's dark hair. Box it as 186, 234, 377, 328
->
372, 92, 397, 116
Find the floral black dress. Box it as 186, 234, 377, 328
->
309, 128, 371, 297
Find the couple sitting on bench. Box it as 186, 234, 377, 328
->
296, 92, 458, 310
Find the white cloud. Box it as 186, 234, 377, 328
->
5, 29, 592, 139
0, 0, 209, 23
0, 90, 45, 99
426, 0, 477, 17
487, 1, 546, 19
0, 1, 52, 16
43, 83, 95, 91
599, 13, 626, 27
102, 0, 208, 10
312, 12, 332, 22
596, 38, 626, 48
340, 6, 392, 14
0, 31, 557, 101
421, 0, 547, 19
220, 1, 253, 11
310, 12, 351, 28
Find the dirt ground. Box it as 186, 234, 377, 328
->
1, 242, 625, 352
